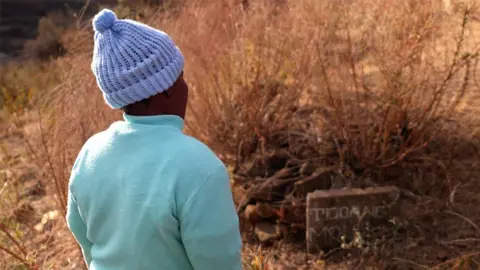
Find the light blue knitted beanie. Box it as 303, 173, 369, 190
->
91, 9, 185, 109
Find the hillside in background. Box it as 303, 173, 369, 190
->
0, 0, 115, 62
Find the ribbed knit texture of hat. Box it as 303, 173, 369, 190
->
91, 9, 184, 109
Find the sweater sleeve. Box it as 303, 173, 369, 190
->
179, 164, 242, 270
66, 190, 93, 267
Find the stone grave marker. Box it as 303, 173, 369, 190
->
306, 186, 400, 253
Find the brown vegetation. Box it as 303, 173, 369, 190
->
1, 0, 480, 269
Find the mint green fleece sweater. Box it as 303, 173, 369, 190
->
66, 114, 242, 270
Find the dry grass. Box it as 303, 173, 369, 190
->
1, 0, 480, 269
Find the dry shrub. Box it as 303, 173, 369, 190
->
182, 1, 317, 159
0, 60, 61, 115
23, 11, 72, 60
175, 0, 480, 199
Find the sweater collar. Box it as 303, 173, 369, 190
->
123, 113, 184, 130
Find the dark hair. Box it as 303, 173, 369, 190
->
122, 98, 150, 112
121, 90, 169, 112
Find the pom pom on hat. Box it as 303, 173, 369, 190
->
93, 9, 117, 33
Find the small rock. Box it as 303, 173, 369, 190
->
254, 222, 281, 244
437, 250, 449, 262
231, 185, 247, 206
34, 210, 59, 232
256, 202, 276, 218
244, 204, 260, 222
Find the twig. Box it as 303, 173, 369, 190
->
449, 182, 462, 209
0, 222, 27, 257
444, 210, 479, 230
323, 247, 342, 259
440, 238, 480, 245
398, 188, 423, 201
234, 139, 245, 174
393, 257, 429, 269
0, 244, 32, 270
36, 108, 66, 213
432, 252, 480, 269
